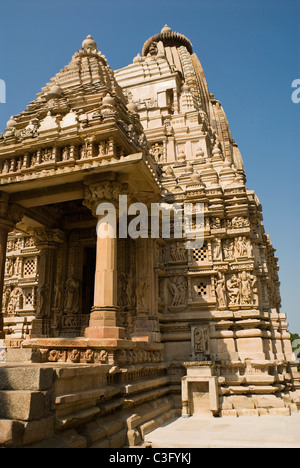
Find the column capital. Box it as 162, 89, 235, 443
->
83, 178, 129, 216
0, 199, 24, 232
33, 227, 65, 248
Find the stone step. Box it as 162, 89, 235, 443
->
0, 419, 25, 447
54, 364, 109, 394
0, 365, 54, 391
0, 389, 51, 421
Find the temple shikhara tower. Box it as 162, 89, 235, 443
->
0, 27, 299, 448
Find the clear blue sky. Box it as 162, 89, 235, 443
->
0, 0, 299, 332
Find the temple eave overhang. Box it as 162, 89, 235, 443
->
0, 152, 161, 207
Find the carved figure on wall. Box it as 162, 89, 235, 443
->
126, 276, 136, 307
229, 216, 250, 229
7, 240, 14, 252
150, 142, 164, 163
210, 217, 222, 229
5, 258, 14, 276
64, 278, 80, 314
148, 41, 158, 57
234, 236, 252, 258
118, 273, 128, 307
193, 326, 209, 360
235, 236, 248, 257
36, 284, 49, 316
53, 283, 63, 309
2, 287, 12, 314
169, 242, 186, 262
250, 274, 259, 306
212, 238, 222, 261
223, 239, 234, 260
240, 271, 252, 304
227, 274, 240, 305
226, 271, 258, 306
15, 239, 23, 251
7, 287, 23, 315
169, 276, 187, 307
41, 148, 52, 163
137, 279, 149, 311
215, 272, 227, 307
62, 147, 70, 161
24, 237, 35, 248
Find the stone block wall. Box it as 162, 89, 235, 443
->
0, 361, 181, 448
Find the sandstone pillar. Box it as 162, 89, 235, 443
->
83, 176, 126, 340
0, 194, 23, 339
0, 224, 13, 338
85, 214, 125, 339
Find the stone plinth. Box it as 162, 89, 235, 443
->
19, 337, 164, 367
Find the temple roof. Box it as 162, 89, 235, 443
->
142, 25, 193, 56
2, 36, 126, 133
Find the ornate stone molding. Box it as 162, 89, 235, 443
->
0, 194, 24, 231
33, 228, 65, 246
83, 179, 128, 216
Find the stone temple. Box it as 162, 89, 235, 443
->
0, 26, 299, 448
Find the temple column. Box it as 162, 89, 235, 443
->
31, 228, 64, 337
0, 222, 13, 338
0, 194, 24, 339
85, 215, 125, 339
83, 175, 126, 340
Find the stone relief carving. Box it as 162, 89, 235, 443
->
226, 271, 259, 307
192, 326, 210, 360
223, 239, 234, 260
137, 278, 149, 312
150, 142, 164, 163
118, 273, 132, 307
64, 278, 80, 314
83, 180, 126, 213
226, 274, 240, 305
169, 242, 186, 262
53, 283, 64, 309
212, 238, 223, 261
168, 276, 187, 307
228, 216, 250, 229
210, 217, 222, 230
34, 228, 64, 244
36, 284, 49, 316
234, 236, 253, 257
5, 287, 23, 315
215, 272, 227, 308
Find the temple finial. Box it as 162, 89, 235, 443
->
82, 35, 97, 50
161, 24, 172, 34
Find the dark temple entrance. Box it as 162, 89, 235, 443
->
82, 246, 96, 316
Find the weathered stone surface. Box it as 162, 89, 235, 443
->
23, 416, 55, 446
6, 349, 40, 363
254, 395, 285, 409
0, 419, 24, 447
55, 429, 87, 448
0, 390, 50, 421
228, 395, 255, 410
0, 366, 54, 391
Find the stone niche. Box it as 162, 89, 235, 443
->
182, 362, 219, 417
